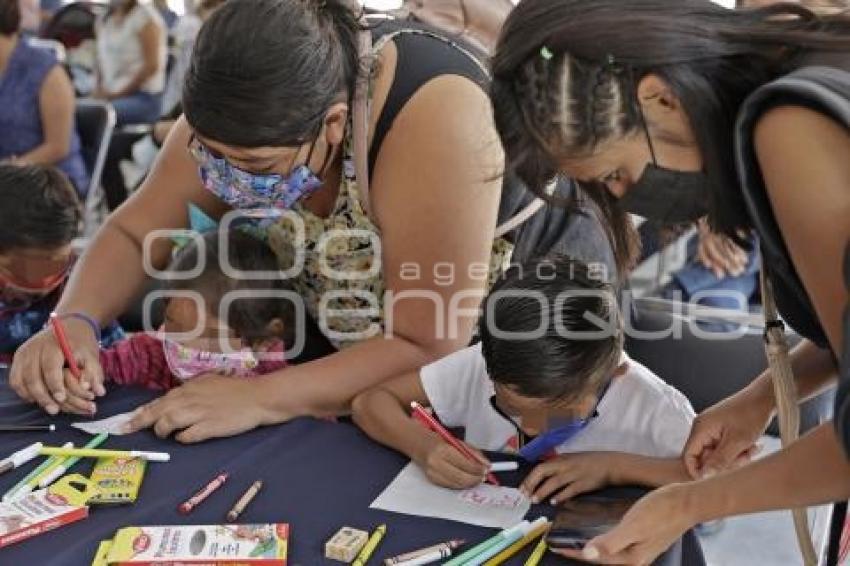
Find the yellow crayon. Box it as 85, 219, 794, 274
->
353, 524, 387, 566
523, 528, 550, 566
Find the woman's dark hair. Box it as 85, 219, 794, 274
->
478, 255, 622, 404
0, 165, 82, 253
491, 0, 850, 273
183, 0, 364, 148
167, 230, 296, 347
0, 0, 20, 35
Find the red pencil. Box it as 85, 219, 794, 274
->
410, 401, 499, 485
49, 313, 81, 380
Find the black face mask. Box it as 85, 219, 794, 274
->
618, 164, 710, 225
617, 108, 710, 225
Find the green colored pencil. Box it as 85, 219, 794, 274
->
38, 433, 108, 488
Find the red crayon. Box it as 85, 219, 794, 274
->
410, 402, 499, 485
179, 472, 229, 515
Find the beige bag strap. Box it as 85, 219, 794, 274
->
760, 268, 818, 566
351, 23, 541, 237
352, 26, 374, 220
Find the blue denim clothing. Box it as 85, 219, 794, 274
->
110, 91, 163, 126
661, 233, 760, 310
0, 40, 90, 195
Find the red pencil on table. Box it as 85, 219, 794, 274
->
410, 401, 499, 486
49, 313, 81, 380
179, 471, 229, 514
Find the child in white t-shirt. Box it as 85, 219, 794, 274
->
353, 256, 695, 506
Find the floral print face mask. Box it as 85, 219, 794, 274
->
188, 135, 323, 210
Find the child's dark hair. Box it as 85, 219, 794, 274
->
0, 164, 82, 253
479, 256, 623, 404
167, 230, 296, 347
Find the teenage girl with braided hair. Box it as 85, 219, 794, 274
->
491, 0, 850, 563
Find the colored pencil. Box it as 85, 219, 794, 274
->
410, 402, 498, 485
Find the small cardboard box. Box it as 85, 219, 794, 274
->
89, 457, 146, 505
107, 523, 290, 565
0, 474, 96, 548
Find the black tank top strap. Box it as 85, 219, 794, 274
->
368, 20, 489, 176
735, 64, 850, 347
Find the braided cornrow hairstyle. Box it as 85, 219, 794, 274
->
495, 47, 642, 273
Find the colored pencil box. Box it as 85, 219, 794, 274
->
0, 474, 96, 548
106, 523, 290, 565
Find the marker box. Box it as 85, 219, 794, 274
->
106, 523, 290, 565
88, 457, 146, 505
325, 527, 369, 563
0, 474, 96, 548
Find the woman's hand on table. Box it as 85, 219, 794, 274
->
554, 483, 699, 565
683, 380, 774, 479
9, 318, 105, 415
124, 373, 284, 443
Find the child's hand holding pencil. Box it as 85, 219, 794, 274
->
10, 313, 106, 416
415, 432, 491, 489
57, 368, 98, 416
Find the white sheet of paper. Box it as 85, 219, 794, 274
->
71, 411, 136, 435
370, 462, 531, 529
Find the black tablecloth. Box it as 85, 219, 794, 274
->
0, 375, 704, 565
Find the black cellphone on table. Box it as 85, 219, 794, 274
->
545, 497, 636, 550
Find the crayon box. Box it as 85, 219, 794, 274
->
106, 523, 290, 565
89, 456, 146, 505
0, 474, 96, 548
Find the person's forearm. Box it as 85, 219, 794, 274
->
256, 335, 436, 418
609, 454, 691, 488
100, 335, 174, 390
352, 388, 433, 462
56, 218, 165, 324
687, 423, 850, 523
747, 339, 837, 413
18, 141, 69, 166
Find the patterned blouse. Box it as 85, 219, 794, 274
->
266, 138, 514, 350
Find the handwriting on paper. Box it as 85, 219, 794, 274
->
371, 463, 531, 529
458, 484, 526, 508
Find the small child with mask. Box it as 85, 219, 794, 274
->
0, 164, 123, 364
353, 256, 696, 506
59, 229, 294, 415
